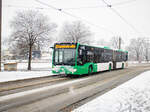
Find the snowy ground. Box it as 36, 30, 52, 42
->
2, 61, 52, 71
0, 60, 149, 83
73, 71, 150, 112
128, 61, 150, 67
0, 61, 54, 83
17, 62, 52, 71
0, 71, 53, 83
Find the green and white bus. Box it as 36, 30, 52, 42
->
52, 43, 128, 75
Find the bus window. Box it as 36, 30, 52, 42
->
116, 51, 122, 62
125, 53, 128, 61
55, 50, 58, 63
79, 49, 82, 55
77, 49, 86, 65
54, 48, 76, 65
101, 49, 113, 62
59, 51, 63, 63
87, 50, 94, 62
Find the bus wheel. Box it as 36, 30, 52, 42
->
109, 64, 111, 71
122, 63, 124, 69
88, 66, 93, 74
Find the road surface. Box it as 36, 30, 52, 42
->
0, 64, 150, 112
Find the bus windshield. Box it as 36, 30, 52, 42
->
54, 48, 76, 66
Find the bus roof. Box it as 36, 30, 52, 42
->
54, 42, 128, 52
116, 49, 128, 53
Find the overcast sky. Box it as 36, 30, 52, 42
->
2, 0, 150, 47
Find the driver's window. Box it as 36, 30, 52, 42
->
78, 48, 85, 65
78, 49, 83, 65
59, 51, 63, 63
55, 50, 58, 63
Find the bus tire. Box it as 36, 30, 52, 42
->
88, 66, 93, 74
109, 64, 111, 71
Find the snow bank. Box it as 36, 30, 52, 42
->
17, 62, 52, 71
1, 62, 52, 71
0, 62, 54, 83
128, 61, 150, 67
73, 71, 150, 112
0, 71, 54, 83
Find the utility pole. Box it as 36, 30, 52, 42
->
0, 0, 2, 71
119, 37, 121, 49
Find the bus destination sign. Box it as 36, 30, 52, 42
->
55, 44, 76, 48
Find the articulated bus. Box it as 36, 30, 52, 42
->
52, 43, 128, 75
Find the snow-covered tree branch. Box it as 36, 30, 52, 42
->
59, 21, 92, 44
10, 10, 57, 70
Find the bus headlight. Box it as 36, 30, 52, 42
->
52, 67, 60, 72
69, 68, 77, 73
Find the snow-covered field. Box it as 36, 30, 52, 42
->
73, 71, 150, 112
0, 71, 53, 83
128, 61, 150, 67
2, 61, 52, 71
0, 62, 54, 83
17, 62, 52, 71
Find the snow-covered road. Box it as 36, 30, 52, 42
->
73, 71, 150, 112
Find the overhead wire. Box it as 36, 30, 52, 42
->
101, 0, 143, 36
4, 0, 136, 10
35, 0, 114, 35
58, 0, 137, 10
5, 0, 139, 35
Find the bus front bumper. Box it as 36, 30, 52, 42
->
52, 66, 77, 74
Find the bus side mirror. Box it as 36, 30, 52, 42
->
50, 47, 54, 49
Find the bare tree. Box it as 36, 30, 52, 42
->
127, 38, 144, 62
10, 10, 57, 70
2, 37, 12, 60
142, 38, 150, 62
96, 38, 109, 46
2, 37, 10, 49
59, 21, 92, 44
10, 40, 40, 60
110, 36, 124, 49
